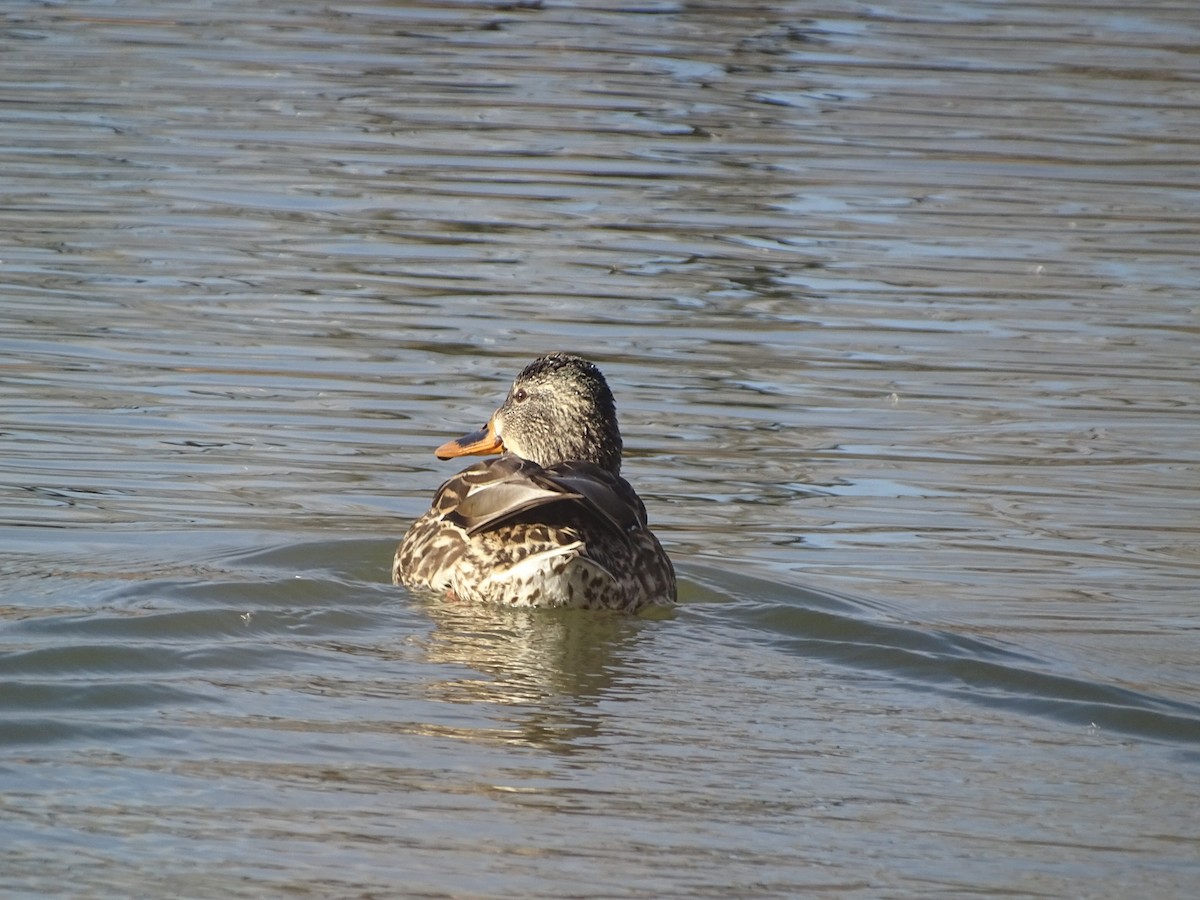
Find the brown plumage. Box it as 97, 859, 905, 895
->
393, 353, 676, 611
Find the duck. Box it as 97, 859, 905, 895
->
393, 353, 676, 612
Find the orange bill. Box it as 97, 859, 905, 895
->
435, 417, 505, 459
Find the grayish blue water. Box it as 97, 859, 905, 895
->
2, 1, 1198, 896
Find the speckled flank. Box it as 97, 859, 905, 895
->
394, 488, 675, 612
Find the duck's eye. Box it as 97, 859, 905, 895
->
514, 388, 528, 403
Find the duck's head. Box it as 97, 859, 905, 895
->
435, 353, 623, 474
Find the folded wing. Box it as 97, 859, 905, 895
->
434, 456, 641, 540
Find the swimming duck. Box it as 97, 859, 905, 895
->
393, 353, 676, 612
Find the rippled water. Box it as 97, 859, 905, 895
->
2, 1, 1199, 896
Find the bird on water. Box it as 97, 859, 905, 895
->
393, 353, 675, 612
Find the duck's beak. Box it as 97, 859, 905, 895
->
435, 417, 505, 459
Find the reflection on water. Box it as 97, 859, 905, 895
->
418, 598, 658, 750
2, 0, 1199, 896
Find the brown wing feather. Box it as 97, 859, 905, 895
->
432, 456, 642, 540
541, 461, 647, 533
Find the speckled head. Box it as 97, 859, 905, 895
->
436, 353, 624, 474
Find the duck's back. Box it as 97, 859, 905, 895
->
393, 456, 675, 611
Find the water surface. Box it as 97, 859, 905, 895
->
2, 1, 1198, 896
